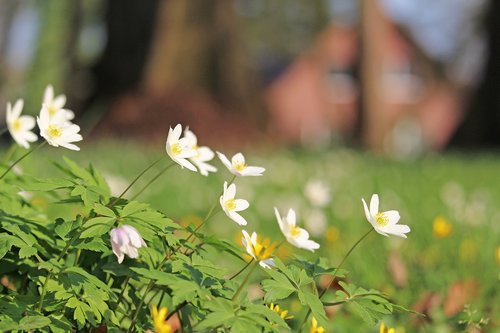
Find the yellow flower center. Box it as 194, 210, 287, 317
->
171, 143, 182, 156
375, 212, 389, 227
224, 199, 236, 211
251, 237, 276, 261
48, 105, 58, 116
12, 119, 22, 131
47, 125, 62, 138
290, 225, 302, 238
233, 161, 247, 172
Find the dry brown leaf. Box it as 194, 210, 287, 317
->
388, 251, 408, 288
443, 279, 479, 317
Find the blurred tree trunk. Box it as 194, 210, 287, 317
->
143, 0, 263, 120
26, 0, 80, 113
450, 0, 500, 148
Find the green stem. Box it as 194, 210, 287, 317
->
231, 261, 258, 302
37, 232, 78, 312
127, 280, 155, 333
182, 175, 236, 246
109, 156, 165, 206
116, 276, 131, 310
228, 259, 254, 280
129, 162, 175, 201
0, 141, 46, 180
1, 144, 17, 164
297, 228, 373, 332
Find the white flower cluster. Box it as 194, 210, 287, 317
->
6, 85, 82, 151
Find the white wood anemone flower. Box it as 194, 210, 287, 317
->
362, 194, 410, 238
43, 84, 75, 121
220, 181, 249, 226
110, 225, 147, 264
184, 128, 217, 176
274, 207, 320, 252
165, 124, 197, 172
6, 99, 38, 149
216, 152, 265, 177
37, 104, 82, 151
241, 230, 276, 269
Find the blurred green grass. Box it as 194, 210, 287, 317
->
7, 141, 500, 332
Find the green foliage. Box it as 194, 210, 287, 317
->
0, 149, 413, 333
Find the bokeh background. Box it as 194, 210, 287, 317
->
1, 1, 499, 332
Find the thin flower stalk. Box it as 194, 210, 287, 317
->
0, 141, 46, 180
298, 228, 373, 332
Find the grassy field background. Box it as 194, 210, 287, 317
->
10, 141, 500, 332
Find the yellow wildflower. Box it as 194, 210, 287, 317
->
433, 216, 453, 239
268, 303, 294, 320
380, 321, 395, 333
151, 305, 171, 333
496, 246, 500, 266
310, 316, 325, 333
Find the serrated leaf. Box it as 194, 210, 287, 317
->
262, 270, 296, 302
18, 315, 51, 330
93, 204, 116, 217
18, 245, 37, 258
297, 291, 328, 327
80, 217, 115, 238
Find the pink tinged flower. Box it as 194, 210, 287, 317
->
274, 207, 320, 252
184, 128, 217, 176
6, 99, 38, 149
37, 104, 83, 151
216, 152, 265, 177
43, 84, 75, 121
165, 124, 197, 172
220, 182, 249, 226
361, 194, 410, 238
110, 225, 147, 263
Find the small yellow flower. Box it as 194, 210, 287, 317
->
380, 321, 395, 333
242, 230, 276, 269
310, 316, 325, 333
496, 246, 500, 266
325, 226, 340, 243
268, 303, 294, 320
151, 305, 172, 333
433, 216, 453, 239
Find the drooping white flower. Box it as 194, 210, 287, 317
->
110, 225, 147, 263
362, 194, 410, 238
6, 99, 38, 149
275, 207, 320, 252
220, 181, 249, 226
304, 180, 331, 207
184, 128, 217, 176
37, 104, 83, 151
43, 84, 75, 120
241, 230, 275, 269
216, 152, 265, 177
165, 124, 197, 172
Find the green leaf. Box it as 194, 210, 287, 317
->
0, 237, 13, 260
120, 201, 150, 217
262, 270, 296, 302
297, 291, 328, 327
93, 203, 116, 217
18, 315, 51, 330
80, 217, 115, 238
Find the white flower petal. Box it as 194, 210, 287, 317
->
233, 199, 249, 211
370, 194, 379, 216
229, 211, 247, 226
217, 152, 232, 171
241, 166, 265, 176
